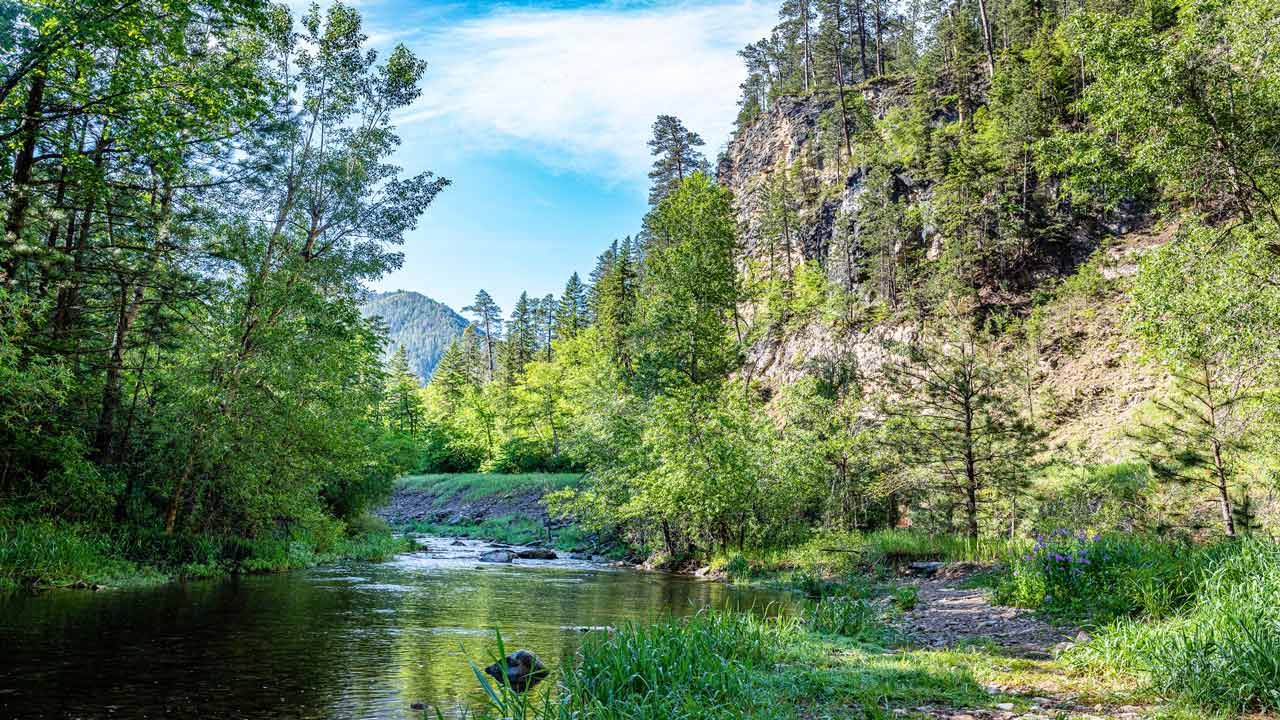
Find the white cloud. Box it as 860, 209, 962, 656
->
395, 0, 777, 183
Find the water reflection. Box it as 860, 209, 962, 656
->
0, 538, 791, 719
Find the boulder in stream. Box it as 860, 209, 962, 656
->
515, 548, 557, 560
479, 549, 516, 563
484, 649, 548, 692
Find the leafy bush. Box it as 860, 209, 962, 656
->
892, 585, 920, 610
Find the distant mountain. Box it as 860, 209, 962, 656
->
361, 291, 469, 384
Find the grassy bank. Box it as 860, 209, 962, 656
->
446, 531, 1280, 719
0, 516, 414, 593
396, 472, 582, 498
992, 531, 1280, 715
451, 605, 1211, 720
388, 473, 608, 552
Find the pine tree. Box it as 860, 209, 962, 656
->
647, 115, 708, 207
462, 289, 502, 381
537, 293, 557, 362
501, 291, 537, 383
1132, 362, 1255, 537
880, 321, 1042, 539
779, 0, 817, 91
554, 272, 590, 340
385, 345, 424, 435
591, 238, 639, 368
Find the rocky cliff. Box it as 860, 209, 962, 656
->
717, 88, 1162, 458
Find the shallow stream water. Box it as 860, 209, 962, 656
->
0, 537, 791, 719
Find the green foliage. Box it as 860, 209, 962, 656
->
0, 516, 410, 589
1066, 538, 1280, 713
0, 0, 443, 582
995, 531, 1231, 622
635, 172, 740, 391
550, 611, 794, 720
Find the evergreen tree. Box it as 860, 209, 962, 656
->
501, 291, 537, 382
385, 345, 425, 436
779, 0, 817, 91
536, 293, 557, 362
462, 289, 503, 381
591, 238, 640, 369
554, 272, 590, 340
880, 321, 1042, 539
646, 115, 708, 207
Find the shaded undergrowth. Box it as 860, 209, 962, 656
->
0, 515, 413, 592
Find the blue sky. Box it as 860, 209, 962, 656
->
304, 0, 777, 312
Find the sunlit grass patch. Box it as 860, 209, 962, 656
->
396, 473, 582, 502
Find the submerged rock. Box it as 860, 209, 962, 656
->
449, 539, 466, 546
483, 649, 548, 692
479, 549, 515, 563
515, 548, 557, 560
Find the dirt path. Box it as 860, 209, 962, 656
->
896, 574, 1075, 659
891, 569, 1153, 720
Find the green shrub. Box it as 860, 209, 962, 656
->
892, 585, 919, 610
724, 554, 750, 581
802, 597, 887, 641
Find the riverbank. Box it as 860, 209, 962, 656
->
460, 600, 1176, 720
0, 516, 414, 593
379, 473, 626, 556
454, 535, 1280, 720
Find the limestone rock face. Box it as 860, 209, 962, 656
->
717, 89, 922, 388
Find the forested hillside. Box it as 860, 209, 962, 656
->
362, 291, 468, 383
406, 0, 1280, 547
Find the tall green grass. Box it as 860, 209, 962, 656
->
0, 521, 137, 589
1062, 538, 1280, 713
456, 610, 799, 720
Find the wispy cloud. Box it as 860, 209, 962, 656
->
396, 0, 776, 183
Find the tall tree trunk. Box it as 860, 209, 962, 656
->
963, 401, 979, 540
834, 0, 853, 160
852, 0, 869, 80
2, 72, 46, 285
802, 1, 814, 91
873, 0, 885, 76
165, 440, 199, 535
976, 0, 996, 79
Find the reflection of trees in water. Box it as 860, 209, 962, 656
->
0, 563, 792, 719
0, 573, 375, 719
